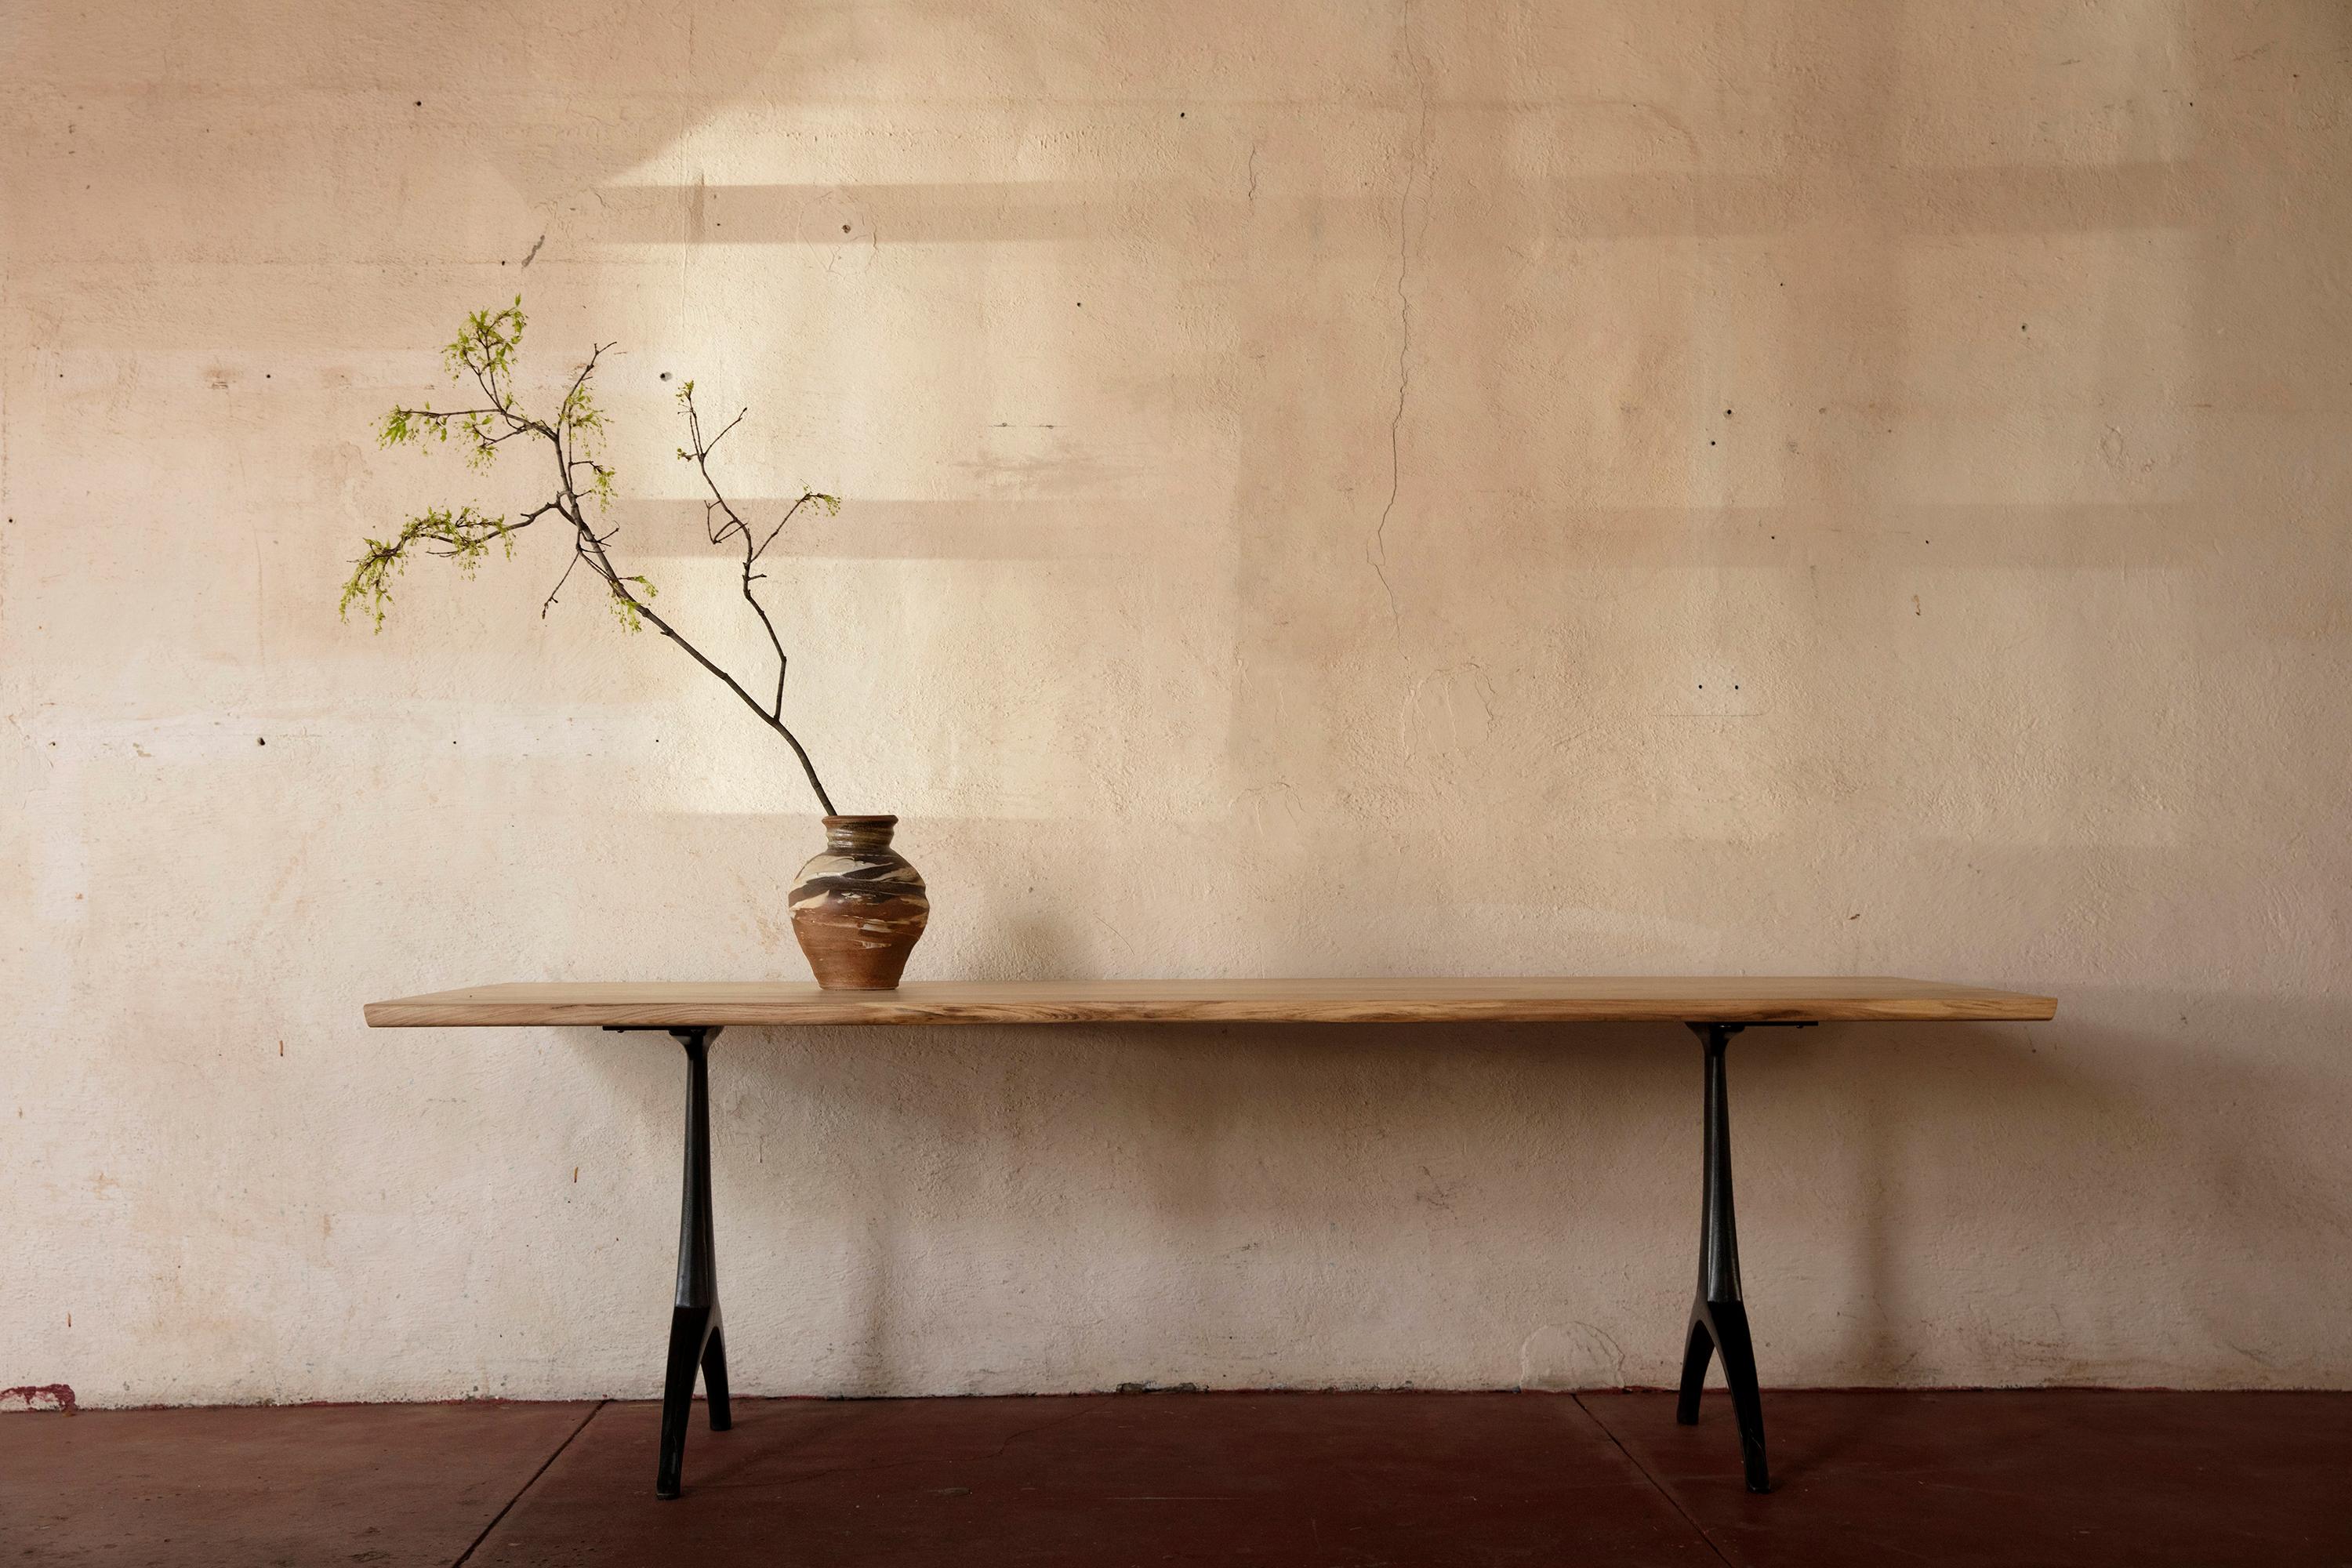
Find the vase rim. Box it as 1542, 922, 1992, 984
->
823, 813, 898, 826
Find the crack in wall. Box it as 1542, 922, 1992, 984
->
1371, 2, 1434, 644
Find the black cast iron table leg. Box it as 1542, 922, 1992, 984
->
639, 1025, 730, 1499
1677, 1022, 1770, 1494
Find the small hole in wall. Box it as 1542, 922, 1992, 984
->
659, 372, 670, 381
842, 224, 851, 234
256, 737, 267, 746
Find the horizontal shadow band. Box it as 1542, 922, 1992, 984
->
590, 162, 2194, 246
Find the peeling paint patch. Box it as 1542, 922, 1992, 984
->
1, 1384, 77, 1414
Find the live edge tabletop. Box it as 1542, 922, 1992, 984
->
363, 975, 2055, 1029
362, 974, 2054, 1502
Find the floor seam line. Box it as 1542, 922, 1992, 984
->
452, 1399, 606, 1568
1571, 1392, 1735, 1567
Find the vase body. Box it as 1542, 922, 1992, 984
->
789, 815, 928, 989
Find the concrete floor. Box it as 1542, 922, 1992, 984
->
5, 1391, 2347, 1566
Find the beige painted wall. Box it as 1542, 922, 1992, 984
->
5, 0, 2349, 1409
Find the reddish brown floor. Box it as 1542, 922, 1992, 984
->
0, 1401, 592, 1567
5, 1392, 2348, 1566
474, 1392, 1704, 1566
1584, 1389, 2352, 1568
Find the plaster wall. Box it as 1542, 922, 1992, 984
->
4, 0, 2349, 1407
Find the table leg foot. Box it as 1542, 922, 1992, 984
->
702, 1323, 732, 1432
1708, 1298, 1771, 1493
658, 1305, 721, 1499
1675, 1315, 1713, 1425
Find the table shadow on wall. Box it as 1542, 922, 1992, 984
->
557, 1011, 2233, 1401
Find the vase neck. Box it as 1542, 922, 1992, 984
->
823, 814, 898, 852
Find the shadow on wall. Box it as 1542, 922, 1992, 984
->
565, 981, 2352, 1395
350, 0, 2343, 1396
1755, 995, 2352, 1390
556, 1014, 1947, 1388
2012, 993, 2352, 1384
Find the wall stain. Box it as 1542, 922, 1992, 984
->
0, 1385, 77, 1414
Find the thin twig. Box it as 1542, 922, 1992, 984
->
357, 318, 842, 815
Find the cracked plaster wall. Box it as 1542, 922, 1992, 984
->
4, 0, 2350, 1406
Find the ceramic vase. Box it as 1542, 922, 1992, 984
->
789, 815, 928, 989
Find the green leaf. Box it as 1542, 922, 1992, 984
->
336, 504, 520, 629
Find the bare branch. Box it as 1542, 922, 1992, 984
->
355, 309, 842, 815
540, 543, 586, 618
753, 492, 817, 564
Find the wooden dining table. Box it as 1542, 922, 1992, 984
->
364, 976, 2056, 1500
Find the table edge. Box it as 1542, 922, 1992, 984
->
363, 995, 2059, 1028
